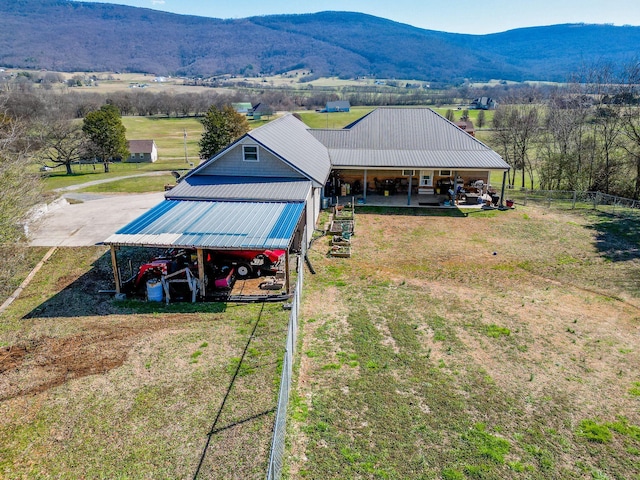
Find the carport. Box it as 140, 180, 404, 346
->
103, 199, 306, 300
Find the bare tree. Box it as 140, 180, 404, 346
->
618, 60, 640, 199
0, 104, 42, 242
539, 85, 592, 190
490, 92, 541, 188
35, 119, 87, 175
585, 63, 624, 194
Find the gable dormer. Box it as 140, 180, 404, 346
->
196, 136, 306, 179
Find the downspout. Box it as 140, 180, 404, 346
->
407, 174, 413, 206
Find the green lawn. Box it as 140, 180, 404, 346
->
76, 173, 177, 193
121, 116, 203, 162
296, 107, 375, 129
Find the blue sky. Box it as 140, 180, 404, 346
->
77, 0, 640, 34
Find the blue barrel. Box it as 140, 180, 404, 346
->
146, 279, 163, 301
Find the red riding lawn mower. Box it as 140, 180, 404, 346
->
125, 248, 286, 297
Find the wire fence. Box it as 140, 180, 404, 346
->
266, 250, 304, 480
499, 186, 640, 220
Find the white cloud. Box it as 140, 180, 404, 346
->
151, 0, 165, 5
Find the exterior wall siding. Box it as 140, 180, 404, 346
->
200, 144, 305, 178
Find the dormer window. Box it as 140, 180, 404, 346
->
243, 145, 259, 162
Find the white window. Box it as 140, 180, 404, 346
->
243, 145, 259, 162
420, 170, 433, 186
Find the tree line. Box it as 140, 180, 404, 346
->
488, 62, 640, 199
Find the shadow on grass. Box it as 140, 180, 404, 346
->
585, 211, 640, 262
22, 250, 227, 319
355, 205, 470, 217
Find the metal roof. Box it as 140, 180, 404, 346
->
166, 176, 312, 202
329, 150, 509, 169
247, 114, 332, 186
311, 107, 510, 170
186, 114, 331, 188
104, 200, 305, 250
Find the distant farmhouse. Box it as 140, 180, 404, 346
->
127, 140, 158, 163
232, 102, 253, 114
471, 97, 497, 110
322, 100, 351, 113
247, 102, 274, 120
455, 119, 475, 137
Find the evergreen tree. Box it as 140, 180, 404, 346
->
199, 104, 249, 160
82, 104, 128, 173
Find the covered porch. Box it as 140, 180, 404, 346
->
325, 168, 507, 207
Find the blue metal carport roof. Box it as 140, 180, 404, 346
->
103, 200, 305, 250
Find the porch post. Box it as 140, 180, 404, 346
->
499, 170, 508, 207
407, 174, 413, 206
363, 169, 368, 202
197, 248, 206, 299
110, 245, 121, 294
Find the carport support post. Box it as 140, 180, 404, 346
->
285, 250, 291, 295
197, 248, 206, 299
363, 170, 368, 202
110, 245, 121, 294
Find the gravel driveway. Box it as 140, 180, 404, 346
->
28, 192, 165, 247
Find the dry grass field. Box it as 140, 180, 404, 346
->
290, 205, 640, 479
0, 247, 289, 479
2, 203, 639, 478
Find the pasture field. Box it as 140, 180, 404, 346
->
41, 115, 275, 192
2, 202, 639, 478
289, 205, 640, 479
0, 247, 289, 479
296, 107, 375, 129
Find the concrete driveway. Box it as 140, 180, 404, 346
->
28, 192, 165, 247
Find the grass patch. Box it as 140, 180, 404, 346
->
485, 324, 511, 338
576, 420, 613, 443
77, 173, 176, 193
629, 382, 640, 397
291, 206, 640, 478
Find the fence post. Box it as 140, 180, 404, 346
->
572, 191, 577, 209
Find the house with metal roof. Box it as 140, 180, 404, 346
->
104, 114, 331, 299
104, 107, 509, 300
309, 107, 510, 205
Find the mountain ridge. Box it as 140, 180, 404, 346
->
1, 0, 639, 82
